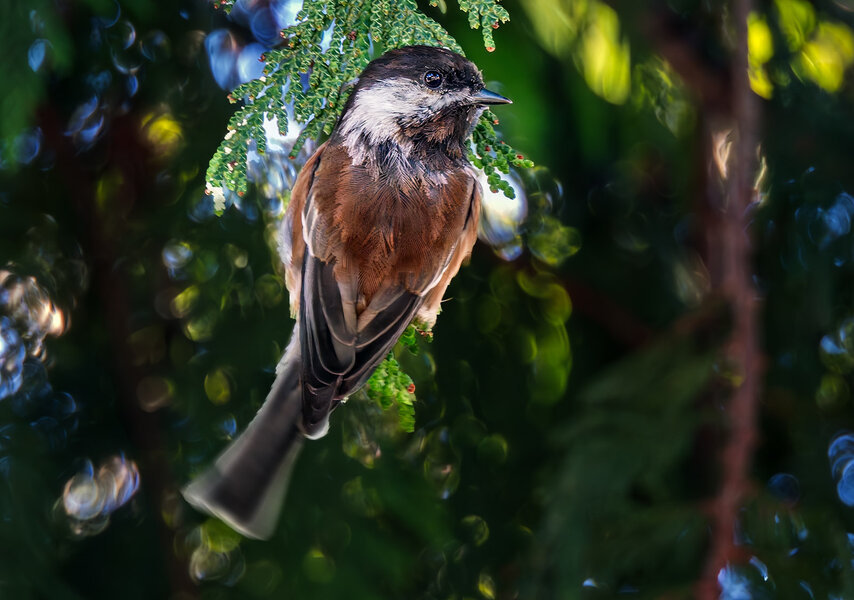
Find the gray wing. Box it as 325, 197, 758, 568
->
297, 252, 420, 436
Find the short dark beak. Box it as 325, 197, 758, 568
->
474, 88, 512, 105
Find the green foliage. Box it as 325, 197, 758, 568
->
445, 0, 509, 51
358, 325, 438, 434
404, 321, 438, 350
213, 0, 237, 11
469, 116, 534, 198
205, 0, 530, 199
537, 338, 715, 593
366, 354, 416, 432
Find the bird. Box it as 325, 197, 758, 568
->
182, 45, 512, 539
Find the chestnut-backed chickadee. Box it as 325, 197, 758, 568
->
183, 45, 512, 539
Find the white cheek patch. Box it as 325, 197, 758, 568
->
339, 79, 423, 153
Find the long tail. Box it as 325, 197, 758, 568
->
182, 344, 304, 540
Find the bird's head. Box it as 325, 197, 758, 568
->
336, 45, 511, 163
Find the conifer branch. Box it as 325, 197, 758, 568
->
205, 0, 529, 201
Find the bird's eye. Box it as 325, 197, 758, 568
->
424, 70, 443, 89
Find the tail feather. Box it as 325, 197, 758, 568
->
182, 354, 304, 540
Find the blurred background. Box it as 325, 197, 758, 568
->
3, 0, 854, 598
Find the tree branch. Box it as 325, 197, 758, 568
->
616, 0, 764, 592
696, 0, 762, 595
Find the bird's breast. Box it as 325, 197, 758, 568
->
335, 168, 472, 297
